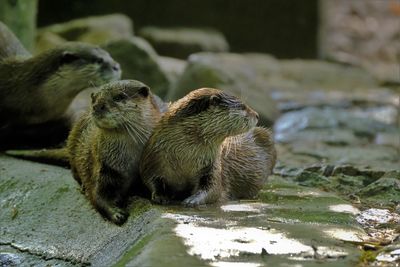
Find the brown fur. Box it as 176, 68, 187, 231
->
221, 127, 276, 199
140, 88, 259, 206
0, 35, 121, 127
67, 80, 161, 224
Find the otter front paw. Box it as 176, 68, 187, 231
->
182, 190, 207, 207
110, 208, 128, 225
151, 192, 169, 205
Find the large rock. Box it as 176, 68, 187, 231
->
102, 37, 170, 98
276, 60, 378, 90
39, 14, 133, 43
138, 27, 229, 59
158, 56, 186, 90
172, 52, 280, 125
0, 154, 159, 266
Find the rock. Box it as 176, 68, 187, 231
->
172, 52, 280, 125
276, 60, 378, 90
35, 31, 66, 53
158, 56, 186, 90
102, 37, 170, 98
0, 154, 159, 266
138, 26, 229, 59
274, 107, 398, 143
39, 13, 134, 43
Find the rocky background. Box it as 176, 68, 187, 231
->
0, 0, 399, 266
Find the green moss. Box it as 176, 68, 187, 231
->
129, 198, 153, 218
358, 250, 377, 266
113, 232, 155, 267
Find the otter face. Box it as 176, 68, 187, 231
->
54, 43, 121, 89
172, 88, 258, 139
91, 80, 151, 133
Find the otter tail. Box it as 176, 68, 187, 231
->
5, 147, 69, 167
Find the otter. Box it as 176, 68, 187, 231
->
64, 80, 161, 225
0, 21, 121, 128
140, 88, 259, 206
221, 127, 276, 199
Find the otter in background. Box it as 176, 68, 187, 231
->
0, 21, 121, 148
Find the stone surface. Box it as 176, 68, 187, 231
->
102, 37, 170, 98
0, 154, 159, 266
39, 14, 133, 44
158, 56, 186, 90
138, 27, 229, 59
1, 154, 374, 266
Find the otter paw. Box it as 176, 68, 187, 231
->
151, 193, 169, 205
182, 191, 207, 207
110, 208, 128, 225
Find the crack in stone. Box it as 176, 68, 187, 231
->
0, 241, 89, 266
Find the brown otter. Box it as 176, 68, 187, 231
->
140, 88, 259, 206
221, 127, 276, 199
66, 80, 161, 224
0, 21, 121, 128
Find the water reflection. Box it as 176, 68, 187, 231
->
164, 212, 313, 262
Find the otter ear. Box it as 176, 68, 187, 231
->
60, 51, 80, 64
209, 95, 221, 106
138, 86, 149, 97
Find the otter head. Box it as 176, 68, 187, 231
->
27, 42, 121, 95
53, 42, 121, 89
90, 80, 156, 138
170, 88, 258, 142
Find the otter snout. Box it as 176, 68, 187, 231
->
93, 102, 107, 114
246, 106, 259, 124
112, 62, 120, 72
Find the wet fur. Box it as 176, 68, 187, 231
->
221, 127, 276, 199
0, 36, 120, 126
140, 88, 259, 206
67, 80, 161, 225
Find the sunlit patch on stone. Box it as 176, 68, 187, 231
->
220, 203, 269, 213
323, 228, 368, 242
329, 204, 359, 215
376, 249, 400, 263
165, 213, 313, 262
356, 208, 400, 226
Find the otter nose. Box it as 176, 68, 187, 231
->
93, 102, 107, 113
112, 63, 120, 72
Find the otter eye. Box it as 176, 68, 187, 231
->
113, 93, 127, 102
94, 58, 104, 64
138, 86, 149, 97
60, 52, 80, 64
209, 95, 221, 106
